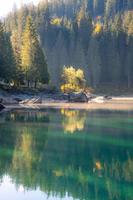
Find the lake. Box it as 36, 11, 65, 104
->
0, 108, 133, 200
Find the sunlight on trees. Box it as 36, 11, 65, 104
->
61, 66, 86, 93
93, 23, 103, 35
21, 16, 49, 87
123, 11, 133, 36
51, 17, 62, 26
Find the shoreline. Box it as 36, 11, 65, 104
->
1, 91, 133, 111
4, 98, 133, 111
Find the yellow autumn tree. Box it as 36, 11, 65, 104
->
51, 17, 62, 26
61, 66, 86, 93
93, 23, 103, 35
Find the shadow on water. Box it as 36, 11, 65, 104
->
0, 108, 133, 200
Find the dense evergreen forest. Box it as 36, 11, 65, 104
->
1, 0, 133, 89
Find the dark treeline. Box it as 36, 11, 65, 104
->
1, 0, 133, 88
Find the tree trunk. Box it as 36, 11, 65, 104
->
28, 80, 30, 88
127, 70, 131, 89
34, 81, 37, 89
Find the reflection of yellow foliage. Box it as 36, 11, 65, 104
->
104, 155, 133, 182
21, 133, 32, 162
61, 109, 86, 133
61, 109, 78, 117
122, 156, 133, 182
93, 23, 102, 35
12, 128, 34, 170
95, 161, 102, 170
53, 170, 64, 177
77, 170, 88, 185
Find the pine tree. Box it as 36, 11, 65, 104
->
21, 16, 49, 87
11, 30, 23, 85
0, 22, 6, 80
88, 36, 101, 88
0, 22, 16, 82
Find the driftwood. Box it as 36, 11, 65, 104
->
20, 97, 42, 104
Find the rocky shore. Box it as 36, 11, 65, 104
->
1, 90, 133, 112
0, 91, 110, 105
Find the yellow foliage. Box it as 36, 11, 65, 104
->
53, 170, 64, 177
51, 17, 62, 26
61, 66, 86, 93
95, 161, 102, 170
61, 83, 81, 93
93, 23, 103, 35
123, 11, 133, 36
76, 7, 85, 25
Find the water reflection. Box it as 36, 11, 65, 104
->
0, 109, 133, 200
4, 110, 50, 123
61, 109, 86, 133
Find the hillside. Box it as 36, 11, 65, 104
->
2, 0, 133, 88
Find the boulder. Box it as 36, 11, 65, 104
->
13, 97, 22, 102
91, 95, 112, 103
68, 92, 88, 102
53, 93, 69, 101
104, 95, 112, 100
91, 96, 105, 103
0, 103, 5, 111
86, 93, 96, 101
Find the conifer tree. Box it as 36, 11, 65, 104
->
11, 30, 23, 85
21, 16, 49, 87
0, 22, 16, 82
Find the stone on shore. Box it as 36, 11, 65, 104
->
68, 92, 88, 103
0, 97, 18, 105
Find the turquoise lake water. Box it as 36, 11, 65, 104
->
0, 108, 133, 200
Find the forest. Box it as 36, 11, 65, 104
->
0, 0, 133, 90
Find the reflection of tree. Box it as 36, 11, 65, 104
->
12, 128, 34, 172
123, 156, 133, 182
5, 110, 50, 123
61, 109, 86, 133
0, 128, 133, 200
104, 154, 133, 182
10, 125, 48, 189
0, 110, 133, 200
